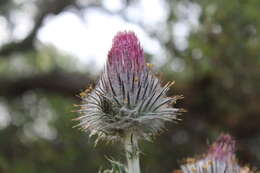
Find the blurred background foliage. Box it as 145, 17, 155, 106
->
0, 0, 260, 173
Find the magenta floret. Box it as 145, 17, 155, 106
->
108, 31, 145, 73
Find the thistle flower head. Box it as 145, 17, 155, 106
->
76, 31, 182, 142
181, 134, 242, 173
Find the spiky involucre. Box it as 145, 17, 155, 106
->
181, 134, 248, 173
76, 31, 183, 142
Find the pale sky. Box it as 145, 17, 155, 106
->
37, 0, 167, 71
0, 0, 201, 71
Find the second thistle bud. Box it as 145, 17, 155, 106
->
180, 134, 246, 173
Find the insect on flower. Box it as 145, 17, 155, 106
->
75, 31, 183, 142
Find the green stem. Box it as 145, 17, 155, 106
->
124, 133, 141, 173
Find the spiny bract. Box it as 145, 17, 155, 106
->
76, 31, 183, 142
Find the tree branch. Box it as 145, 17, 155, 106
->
0, 72, 93, 98
0, 0, 77, 57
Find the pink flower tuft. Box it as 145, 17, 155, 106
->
208, 134, 235, 162
108, 31, 145, 72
